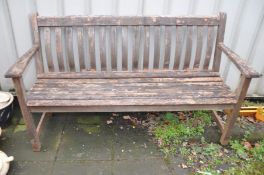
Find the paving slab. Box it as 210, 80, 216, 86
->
52, 161, 112, 175
1, 114, 65, 161
7, 161, 53, 175
112, 126, 162, 160
56, 114, 114, 161
112, 158, 171, 175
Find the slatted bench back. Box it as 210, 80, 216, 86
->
32, 13, 226, 73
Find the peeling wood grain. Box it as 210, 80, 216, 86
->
5, 44, 39, 78
218, 43, 261, 78
37, 16, 220, 26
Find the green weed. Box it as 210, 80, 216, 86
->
154, 111, 212, 153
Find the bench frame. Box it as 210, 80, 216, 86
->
5, 13, 261, 151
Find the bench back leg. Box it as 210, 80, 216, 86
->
12, 78, 41, 151
220, 75, 251, 145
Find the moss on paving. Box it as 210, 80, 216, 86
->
77, 115, 102, 125
79, 125, 101, 134
13, 124, 26, 133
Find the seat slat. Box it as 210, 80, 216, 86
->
31, 82, 229, 90
37, 70, 219, 79
28, 93, 235, 101
27, 74, 236, 108
27, 97, 236, 107
35, 77, 223, 84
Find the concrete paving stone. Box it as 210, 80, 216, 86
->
52, 161, 112, 175
56, 119, 114, 161
1, 114, 65, 161
113, 126, 162, 160
112, 158, 171, 175
7, 161, 53, 175
74, 113, 109, 125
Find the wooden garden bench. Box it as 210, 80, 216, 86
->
5, 13, 261, 151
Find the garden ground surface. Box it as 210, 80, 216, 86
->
1, 100, 264, 175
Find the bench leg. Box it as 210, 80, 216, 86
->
220, 105, 240, 145
13, 78, 41, 151
220, 75, 251, 145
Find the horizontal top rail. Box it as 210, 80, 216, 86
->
37, 14, 221, 27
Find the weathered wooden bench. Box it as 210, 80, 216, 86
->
5, 13, 261, 151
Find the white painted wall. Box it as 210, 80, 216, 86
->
0, 0, 263, 96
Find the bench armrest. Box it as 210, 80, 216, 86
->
218, 42, 262, 78
5, 44, 39, 78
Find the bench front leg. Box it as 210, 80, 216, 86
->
12, 77, 41, 151
220, 75, 251, 145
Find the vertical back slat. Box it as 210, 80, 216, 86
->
184, 26, 193, 69
203, 26, 214, 70
31, 13, 44, 73
87, 27, 95, 70
163, 26, 171, 69
111, 27, 116, 70
158, 26, 165, 69
77, 27, 85, 70
127, 26, 133, 71
144, 26, 150, 69
133, 26, 140, 70
208, 26, 218, 70
122, 26, 128, 70
83, 27, 90, 69
154, 26, 160, 68
213, 13, 227, 71
169, 26, 176, 70
105, 26, 112, 71
66, 27, 75, 71
148, 26, 155, 70
138, 26, 144, 70
199, 27, 208, 70
174, 26, 185, 70
179, 26, 188, 70
117, 26, 122, 71
55, 27, 65, 71
44, 27, 54, 72
94, 26, 101, 71
99, 27, 106, 70
194, 26, 204, 69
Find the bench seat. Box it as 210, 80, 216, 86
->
27, 72, 236, 112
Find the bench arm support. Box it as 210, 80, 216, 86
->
5, 44, 39, 78
218, 42, 262, 78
